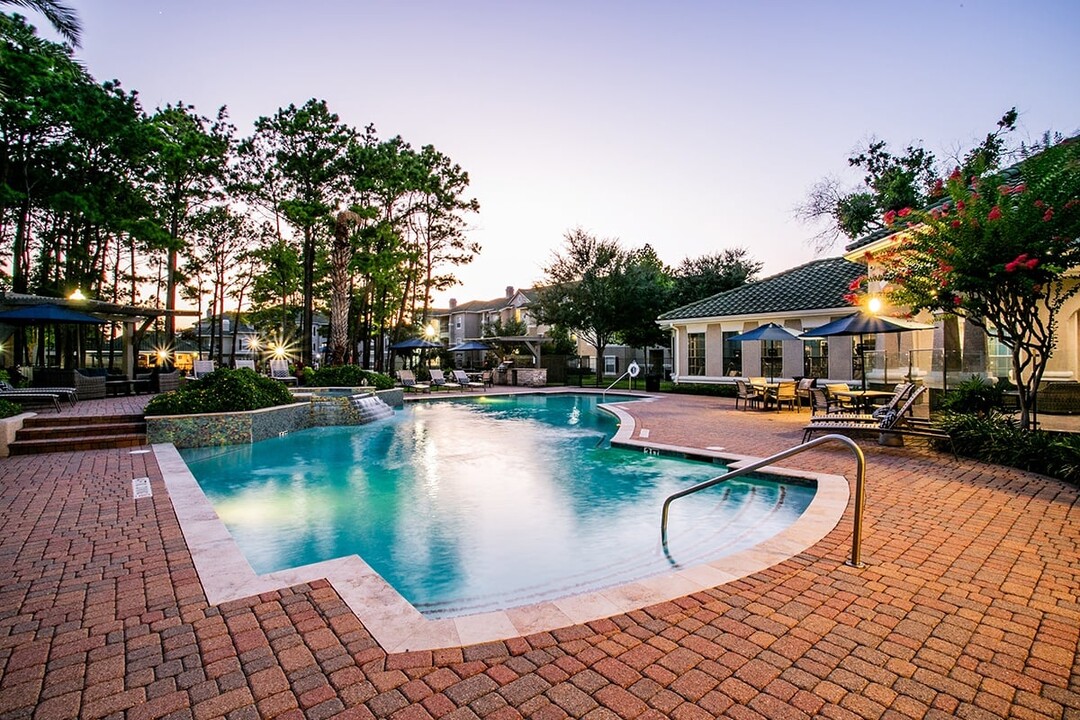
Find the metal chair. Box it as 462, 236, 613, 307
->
734, 379, 763, 410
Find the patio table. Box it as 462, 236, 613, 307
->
831, 389, 894, 413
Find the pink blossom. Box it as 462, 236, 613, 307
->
1043, 208, 1054, 222
931, 179, 944, 195
957, 200, 966, 211
949, 167, 962, 181
950, 220, 962, 229
987, 206, 1002, 221
1034, 199, 1045, 209
898, 207, 912, 218
953, 296, 962, 306
1025, 258, 1039, 270
883, 210, 897, 226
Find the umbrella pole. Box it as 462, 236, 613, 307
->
860, 334, 868, 392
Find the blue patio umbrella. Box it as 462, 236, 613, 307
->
728, 323, 802, 381
0, 303, 104, 324
390, 337, 443, 350
801, 312, 933, 390
449, 340, 494, 352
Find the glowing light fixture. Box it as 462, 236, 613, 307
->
867, 296, 883, 314
68, 288, 86, 300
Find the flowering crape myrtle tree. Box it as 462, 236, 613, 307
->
869, 139, 1080, 430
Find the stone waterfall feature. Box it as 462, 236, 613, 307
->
349, 393, 395, 424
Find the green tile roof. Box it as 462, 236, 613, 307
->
658, 256, 864, 321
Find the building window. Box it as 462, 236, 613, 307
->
852, 336, 875, 379
761, 340, 783, 379
455, 320, 461, 329
722, 331, 741, 375
687, 333, 705, 376
604, 356, 618, 374
803, 339, 828, 378
988, 329, 1012, 379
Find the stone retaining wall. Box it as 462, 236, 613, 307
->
147, 389, 404, 448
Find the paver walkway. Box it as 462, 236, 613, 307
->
0, 392, 1077, 719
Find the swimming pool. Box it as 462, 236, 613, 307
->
179, 393, 817, 618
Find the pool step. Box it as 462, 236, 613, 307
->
9, 414, 147, 455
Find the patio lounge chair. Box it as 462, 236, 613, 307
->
234, 359, 256, 371
398, 369, 430, 393
428, 369, 461, 391
269, 359, 297, 385
1, 380, 77, 407
452, 370, 485, 390
734, 379, 763, 410
192, 360, 215, 379
802, 386, 954, 456
808, 383, 916, 424
0, 386, 62, 412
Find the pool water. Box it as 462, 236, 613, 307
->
180, 394, 815, 618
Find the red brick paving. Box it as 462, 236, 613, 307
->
0, 392, 1078, 718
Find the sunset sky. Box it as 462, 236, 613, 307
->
36, 1, 1080, 307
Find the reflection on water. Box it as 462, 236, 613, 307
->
181, 394, 814, 617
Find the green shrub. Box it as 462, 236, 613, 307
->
144, 368, 295, 416
306, 364, 394, 390
0, 398, 22, 419
939, 375, 1004, 415
937, 410, 1080, 485
666, 382, 738, 398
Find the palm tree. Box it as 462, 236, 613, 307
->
329, 211, 362, 366
2, 0, 80, 46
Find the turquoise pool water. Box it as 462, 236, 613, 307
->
180, 394, 815, 617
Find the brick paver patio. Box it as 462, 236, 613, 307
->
0, 392, 1077, 719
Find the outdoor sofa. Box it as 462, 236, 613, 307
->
32, 368, 106, 400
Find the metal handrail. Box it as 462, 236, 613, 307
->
602, 361, 641, 399
660, 434, 868, 567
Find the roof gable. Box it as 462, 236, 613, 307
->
658, 256, 864, 321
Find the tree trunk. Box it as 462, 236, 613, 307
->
301, 226, 315, 367
329, 211, 360, 365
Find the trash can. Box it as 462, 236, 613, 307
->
645, 374, 661, 392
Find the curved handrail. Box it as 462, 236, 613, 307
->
602, 361, 641, 399
660, 434, 868, 567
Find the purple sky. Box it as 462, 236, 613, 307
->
36, 1, 1080, 307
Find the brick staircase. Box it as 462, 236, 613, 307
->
8, 414, 147, 455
